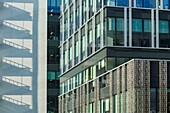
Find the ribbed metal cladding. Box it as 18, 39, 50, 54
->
127, 60, 135, 113
58, 97, 61, 113
62, 95, 64, 113
76, 88, 80, 113
159, 61, 167, 113
65, 93, 68, 113
116, 68, 120, 113
143, 60, 150, 113
79, 86, 82, 113
109, 72, 113, 113
122, 65, 126, 113
86, 83, 89, 112
82, 85, 86, 113
127, 61, 132, 113
135, 60, 144, 113
94, 78, 99, 113
72, 90, 75, 113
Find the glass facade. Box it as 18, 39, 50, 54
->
48, 0, 60, 13
60, 57, 130, 94
60, 1, 170, 74
47, 6, 60, 113
59, 0, 170, 112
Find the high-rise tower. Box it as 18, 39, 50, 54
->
47, 0, 60, 113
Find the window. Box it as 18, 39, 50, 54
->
76, 0, 80, 30
144, 20, 151, 32
132, 19, 142, 32
100, 99, 110, 113
88, 21, 93, 56
47, 71, 60, 80
107, 17, 124, 46
163, 0, 169, 9
81, 27, 86, 60
74, 33, 79, 65
159, 20, 169, 33
70, 5, 74, 36
82, 0, 86, 24
68, 38, 73, 68
95, 14, 101, 50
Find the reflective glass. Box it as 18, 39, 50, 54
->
163, 0, 169, 9
136, 0, 143, 7
132, 19, 142, 32
144, 0, 155, 8
117, 0, 128, 6
159, 20, 169, 33
144, 20, 151, 32
117, 18, 124, 31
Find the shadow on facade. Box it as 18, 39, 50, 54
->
0, 0, 38, 113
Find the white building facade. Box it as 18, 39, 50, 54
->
0, 0, 47, 113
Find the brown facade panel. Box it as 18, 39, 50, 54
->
59, 59, 170, 113
159, 61, 167, 113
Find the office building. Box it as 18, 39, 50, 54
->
60, 59, 170, 113
47, 0, 60, 113
59, 0, 170, 113
0, 0, 47, 113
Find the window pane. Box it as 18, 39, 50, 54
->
117, 18, 124, 31
132, 19, 142, 32
159, 20, 169, 33
144, 20, 151, 32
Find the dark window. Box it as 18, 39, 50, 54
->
150, 61, 159, 88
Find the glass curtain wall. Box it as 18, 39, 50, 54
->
81, 27, 86, 60
89, 0, 94, 18
132, 9, 151, 47
95, 14, 101, 51
63, 44, 68, 72
88, 20, 93, 56
106, 17, 124, 46
82, 0, 86, 25
68, 38, 73, 69
70, 5, 74, 36
48, 0, 60, 12
74, 33, 79, 65
76, 0, 80, 30
104, 0, 128, 6
64, 12, 68, 41
159, 10, 170, 48
96, 0, 102, 11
